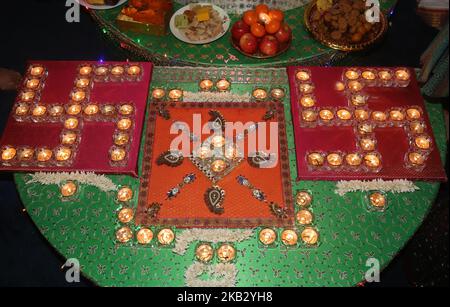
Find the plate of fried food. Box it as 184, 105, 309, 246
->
305, 0, 388, 51
170, 3, 230, 45
78, 0, 127, 10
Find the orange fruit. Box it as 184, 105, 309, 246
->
255, 4, 269, 16
265, 20, 281, 34
269, 9, 284, 22
251, 22, 266, 37
243, 10, 258, 26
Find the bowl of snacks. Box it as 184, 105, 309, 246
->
170, 3, 230, 44
230, 4, 292, 58
305, 0, 388, 51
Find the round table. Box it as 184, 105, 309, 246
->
14, 65, 447, 286
90, 1, 396, 67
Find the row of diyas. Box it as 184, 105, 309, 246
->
78, 63, 143, 82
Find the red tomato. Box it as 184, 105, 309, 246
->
243, 10, 258, 26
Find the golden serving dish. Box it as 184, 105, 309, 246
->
304, 1, 388, 52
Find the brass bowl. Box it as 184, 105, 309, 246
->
231, 37, 292, 59
304, 2, 388, 52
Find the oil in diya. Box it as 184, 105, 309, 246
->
116, 226, 133, 243
362, 70, 376, 81
296, 191, 312, 207
117, 118, 132, 131
344, 69, 360, 80
64, 117, 79, 130
196, 244, 214, 262
354, 109, 369, 121
301, 227, 319, 245
394, 68, 410, 86
127, 65, 141, 76
168, 89, 183, 101
1, 146, 16, 162
32, 105, 47, 117
345, 153, 362, 166
281, 229, 298, 246
79, 65, 93, 76
337, 109, 352, 121
319, 109, 334, 122
60, 181, 77, 197
369, 192, 387, 209
296, 209, 313, 225
117, 186, 133, 202
252, 88, 267, 101
216, 79, 230, 91
111, 65, 125, 76
119, 104, 134, 116
61, 131, 78, 145
152, 88, 166, 100
270, 88, 285, 100
36, 147, 53, 162
55, 146, 72, 162
406, 108, 421, 120
347, 80, 363, 92
217, 244, 236, 262
94, 65, 108, 76
296, 70, 310, 81
409, 121, 426, 134
75, 78, 90, 89
84, 104, 99, 116
49, 105, 64, 117
307, 152, 324, 167
26, 78, 40, 90
136, 228, 153, 245
414, 135, 432, 150
371, 111, 387, 122
30, 65, 45, 77
378, 70, 392, 81
157, 228, 175, 245
302, 110, 318, 122
389, 109, 405, 122
299, 83, 314, 94
259, 228, 277, 245
408, 152, 426, 166
20, 91, 35, 102
17, 147, 34, 162
114, 131, 130, 146
300, 95, 315, 107
359, 138, 376, 151
110, 147, 127, 162
364, 153, 381, 169
211, 159, 226, 173
66, 104, 82, 115
15, 104, 29, 117
71, 90, 86, 102
117, 207, 134, 223
199, 79, 214, 91
326, 153, 343, 167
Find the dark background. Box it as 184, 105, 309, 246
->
0, 0, 448, 287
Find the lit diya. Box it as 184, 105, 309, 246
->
117, 118, 132, 130
94, 65, 109, 76
296, 209, 313, 225
414, 135, 432, 150
302, 110, 318, 122
66, 104, 82, 115
337, 109, 352, 121
389, 109, 405, 122
281, 229, 298, 246
307, 152, 324, 167
55, 146, 72, 162
319, 109, 334, 122
371, 111, 387, 122
252, 88, 267, 101
26, 78, 40, 90
359, 138, 376, 151
409, 121, 426, 134
354, 109, 369, 121
196, 244, 214, 262
32, 105, 47, 117
394, 68, 410, 86
17, 147, 34, 162
296, 191, 312, 207
60, 181, 77, 197
347, 80, 363, 92
335, 81, 345, 91
71, 90, 86, 102
362, 70, 376, 81
127, 65, 141, 76
270, 88, 285, 100
406, 108, 421, 120
101, 104, 116, 117
117, 207, 134, 223
211, 159, 226, 173
116, 226, 133, 243
408, 152, 426, 166
49, 105, 64, 117
117, 186, 133, 202
15, 104, 29, 117
1, 146, 16, 162
378, 70, 392, 81
300, 227, 319, 245
168, 89, 183, 101
61, 131, 78, 145
119, 104, 134, 116
199, 79, 213, 91
345, 153, 362, 166
75, 78, 90, 89
136, 228, 153, 245
84, 104, 99, 116
79, 65, 93, 76
357, 123, 374, 135
64, 117, 79, 130
110, 147, 127, 162
259, 228, 277, 245
152, 88, 166, 100
20, 91, 35, 102
299, 83, 314, 94
30, 65, 45, 77
363, 153, 381, 169
216, 79, 230, 91
326, 153, 343, 167
114, 131, 130, 146
157, 228, 175, 245
296, 70, 310, 81
344, 69, 360, 80
111, 65, 125, 76
300, 95, 316, 107
351, 94, 367, 106
369, 192, 387, 209
217, 244, 236, 262
36, 147, 53, 162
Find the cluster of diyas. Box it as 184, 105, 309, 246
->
195, 243, 236, 263
257, 190, 319, 247
114, 186, 176, 246
81, 63, 143, 83
251, 87, 285, 102
152, 88, 184, 102
342, 67, 411, 88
